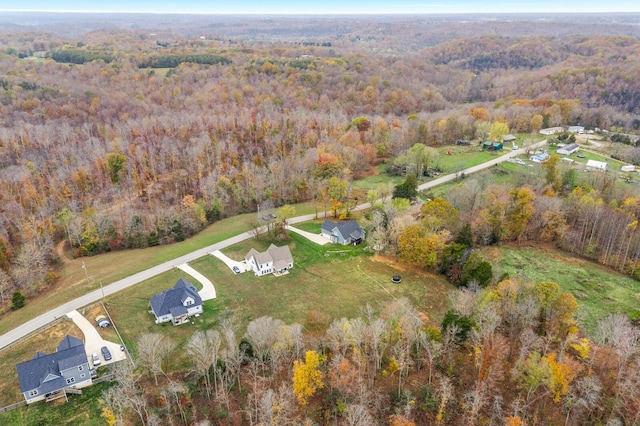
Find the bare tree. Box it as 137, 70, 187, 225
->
244, 316, 284, 367
186, 329, 220, 398
136, 332, 176, 385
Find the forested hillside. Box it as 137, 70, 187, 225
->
1, 15, 640, 305
0, 13, 639, 426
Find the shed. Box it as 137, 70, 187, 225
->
502, 134, 516, 143
482, 141, 503, 151
621, 165, 636, 172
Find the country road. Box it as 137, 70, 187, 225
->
0, 140, 546, 351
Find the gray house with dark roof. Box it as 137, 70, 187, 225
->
321, 220, 365, 245
16, 335, 91, 404
150, 278, 203, 325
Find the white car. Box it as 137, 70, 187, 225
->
512, 145, 518, 150
92, 352, 101, 367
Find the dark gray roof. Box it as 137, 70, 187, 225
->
16, 335, 87, 393
561, 143, 579, 151
321, 220, 365, 240
150, 278, 202, 318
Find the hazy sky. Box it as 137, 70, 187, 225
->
3, 1, 640, 14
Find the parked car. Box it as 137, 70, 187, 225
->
512, 145, 518, 150
92, 352, 101, 367
232, 266, 240, 274
101, 346, 112, 361
96, 315, 111, 328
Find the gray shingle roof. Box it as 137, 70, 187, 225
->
150, 278, 202, 318
321, 220, 365, 240
16, 335, 86, 393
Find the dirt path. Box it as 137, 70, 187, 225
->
55, 240, 72, 264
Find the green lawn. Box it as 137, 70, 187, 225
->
290, 219, 323, 234
105, 231, 454, 372
0, 381, 113, 426
433, 145, 506, 173
353, 164, 403, 192
481, 245, 640, 334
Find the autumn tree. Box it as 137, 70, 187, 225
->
488, 121, 510, 142
292, 350, 324, 406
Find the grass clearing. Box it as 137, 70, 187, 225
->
481, 245, 640, 334
104, 231, 454, 373
0, 381, 113, 426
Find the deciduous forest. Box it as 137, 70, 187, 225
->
0, 13, 640, 425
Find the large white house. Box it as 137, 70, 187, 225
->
245, 244, 293, 276
149, 278, 203, 325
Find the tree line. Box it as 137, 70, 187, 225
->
101, 291, 639, 425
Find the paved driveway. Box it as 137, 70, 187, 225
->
66, 310, 126, 367
287, 226, 330, 245
177, 263, 216, 300
210, 250, 250, 273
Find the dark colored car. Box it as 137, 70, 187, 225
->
101, 346, 112, 361
232, 266, 240, 274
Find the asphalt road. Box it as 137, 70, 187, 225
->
0, 140, 546, 351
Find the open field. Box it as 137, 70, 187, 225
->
0, 381, 113, 426
0, 320, 84, 407
481, 245, 640, 334
105, 231, 454, 370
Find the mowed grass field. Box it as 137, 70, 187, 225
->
105, 231, 454, 372
481, 245, 640, 334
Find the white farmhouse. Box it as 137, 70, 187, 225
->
245, 244, 293, 276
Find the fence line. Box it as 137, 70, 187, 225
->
101, 301, 135, 368
0, 316, 67, 355
0, 400, 27, 414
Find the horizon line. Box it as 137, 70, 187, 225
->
2, 9, 640, 15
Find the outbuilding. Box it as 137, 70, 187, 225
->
585, 160, 608, 172
557, 143, 580, 155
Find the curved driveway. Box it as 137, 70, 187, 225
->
0, 140, 545, 351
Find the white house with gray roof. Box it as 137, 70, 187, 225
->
149, 278, 203, 325
245, 244, 293, 276
16, 335, 92, 404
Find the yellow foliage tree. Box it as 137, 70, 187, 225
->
292, 350, 325, 406
101, 405, 116, 426
545, 352, 575, 402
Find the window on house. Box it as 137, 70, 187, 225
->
66, 377, 75, 384
28, 390, 38, 397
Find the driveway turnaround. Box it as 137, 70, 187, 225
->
177, 263, 216, 300
210, 250, 250, 273
287, 226, 330, 246
66, 310, 126, 366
